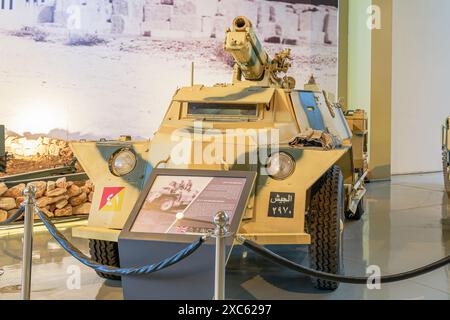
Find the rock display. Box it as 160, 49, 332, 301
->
0, 197, 16, 211
0, 183, 8, 196
4, 135, 73, 159
0, 178, 94, 223
2, 183, 25, 198
28, 181, 47, 198
0, 209, 7, 221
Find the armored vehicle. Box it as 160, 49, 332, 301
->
443, 117, 450, 197
71, 16, 367, 290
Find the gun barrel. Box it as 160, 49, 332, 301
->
225, 16, 270, 81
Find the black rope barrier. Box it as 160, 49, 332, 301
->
241, 238, 450, 285
34, 207, 206, 276
0, 206, 25, 226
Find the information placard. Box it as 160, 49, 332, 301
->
122, 169, 256, 242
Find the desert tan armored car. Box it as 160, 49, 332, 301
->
71, 16, 368, 290
443, 117, 450, 197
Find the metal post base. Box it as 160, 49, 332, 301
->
213, 211, 232, 301
21, 186, 36, 300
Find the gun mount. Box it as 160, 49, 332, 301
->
225, 16, 296, 89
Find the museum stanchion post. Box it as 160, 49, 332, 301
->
213, 211, 232, 301
21, 185, 36, 300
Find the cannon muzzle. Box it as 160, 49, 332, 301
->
225, 16, 269, 81
224, 16, 294, 88
233, 16, 251, 31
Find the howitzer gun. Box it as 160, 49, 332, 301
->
224, 16, 296, 89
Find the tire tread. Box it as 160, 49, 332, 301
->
307, 166, 343, 291
89, 239, 121, 281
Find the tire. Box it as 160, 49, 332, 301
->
89, 239, 121, 281
443, 149, 450, 197
160, 198, 175, 212
345, 196, 365, 221
307, 166, 344, 291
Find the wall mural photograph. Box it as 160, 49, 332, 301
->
0, 0, 338, 139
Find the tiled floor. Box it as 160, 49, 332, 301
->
0, 173, 449, 300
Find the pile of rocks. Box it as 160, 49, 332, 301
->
0, 178, 93, 223
5, 135, 73, 159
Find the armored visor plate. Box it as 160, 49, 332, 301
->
173, 86, 275, 105
268, 192, 295, 219
313, 92, 352, 140
298, 91, 326, 131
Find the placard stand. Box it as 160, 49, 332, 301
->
118, 169, 256, 300
119, 238, 223, 300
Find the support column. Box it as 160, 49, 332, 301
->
337, 0, 349, 111
369, 0, 392, 181
338, 0, 393, 181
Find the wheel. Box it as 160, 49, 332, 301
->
443, 149, 450, 197
345, 196, 365, 221
89, 239, 121, 281
160, 198, 175, 212
307, 166, 344, 291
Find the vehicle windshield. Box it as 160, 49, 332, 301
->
187, 103, 258, 117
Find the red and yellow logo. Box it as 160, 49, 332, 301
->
99, 187, 125, 212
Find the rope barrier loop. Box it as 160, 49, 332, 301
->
240, 237, 450, 285
0, 206, 25, 226
34, 206, 206, 276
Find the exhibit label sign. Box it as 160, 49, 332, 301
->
268, 192, 295, 219
122, 169, 256, 241
131, 176, 246, 236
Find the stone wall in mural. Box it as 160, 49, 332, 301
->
0, 0, 337, 44
0, 0, 338, 140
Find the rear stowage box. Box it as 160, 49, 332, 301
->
345, 110, 369, 171
346, 110, 368, 134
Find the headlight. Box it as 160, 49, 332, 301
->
109, 148, 137, 177
266, 152, 295, 180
